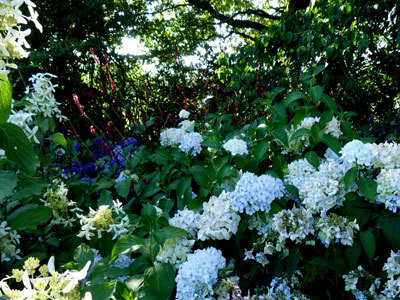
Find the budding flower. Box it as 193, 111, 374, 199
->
72, 94, 86, 117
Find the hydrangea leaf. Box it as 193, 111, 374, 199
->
144, 263, 174, 300
360, 231, 376, 263
357, 177, 377, 202
0, 75, 12, 124
0, 170, 18, 202
7, 205, 51, 230
49, 132, 67, 148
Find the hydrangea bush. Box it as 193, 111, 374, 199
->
1, 4, 400, 298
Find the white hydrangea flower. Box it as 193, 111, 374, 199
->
169, 208, 200, 237
179, 109, 190, 119
285, 159, 316, 189
371, 142, 400, 169
197, 191, 241, 241
231, 172, 285, 215
315, 213, 359, 247
383, 251, 400, 279
115, 170, 139, 183
7, 107, 39, 143
325, 117, 341, 138
76, 200, 130, 240
340, 140, 374, 168
376, 168, 400, 213
176, 247, 226, 300
178, 120, 195, 132
160, 128, 185, 147
179, 132, 203, 156
156, 237, 195, 269
272, 207, 315, 245
223, 138, 248, 156
0, 221, 21, 262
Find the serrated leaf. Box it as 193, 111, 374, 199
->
49, 133, 67, 148
282, 90, 306, 107
357, 177, 377, 201
321, 135, 341, 154
360, 231, 376, 263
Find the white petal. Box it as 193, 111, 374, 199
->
22, 269, 31, 290
48, 256, 55, 275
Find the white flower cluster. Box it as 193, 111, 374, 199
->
272, 207, 315, 245
282, 117, 341, 153
179, 132, 203, 156
371, 142, 400, 169
176, 247, 226, 300
0, 221, 20, 262
7, 73, 65, 143
156, 237, 195, 269
76, 200, 130, 240
40, 179, 81, 227
315, 213, 359, 247
340, 140, 374, 167
291, 155, 350, 215
24, 73, 67, 122
376, 168, 400, 213
197, 191, 241, 241
383, 251, 400, 278
285, 159, 316, 189
179, 109, 190, 119
169, 207, 200, 237
264, 277, 310, 300
160, 128, 185, 147
0, 256, 92, 299
223, 138, 248, 156
231, 172, 285, 215
0, 0, 42, 75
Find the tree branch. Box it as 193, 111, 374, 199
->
187, 0, 270, 31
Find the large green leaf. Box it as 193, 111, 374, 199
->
115, 179, 131, 198
343, 167, 357, 189
0, 170, 18, 201
111, 235, 147, 262
357, 177, 377, 202
153, 226, 188, 245
253, 140, 269, 162
0, 75, 12, 124
84, 282, 116, 300
282, 90, 305, 107
74, 244, 95, 269
360, 231, 376, 263
290, 128, 312, 142
0, 123, 38, 174
272, 128, 288, 147
305, 151, 320, 168
8, 205, 51, 230
310, 85, 324, 103
144, 263, 175, 300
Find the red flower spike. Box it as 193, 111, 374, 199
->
90, 125, 96, 136
72, 94, 86, 117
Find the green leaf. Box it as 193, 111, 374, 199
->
8, 205, 51, 230
357, 177, 377, 201
290, 128, 312, 142
310, 85, 323, 103
84, 282, 116, 300
153, 226, 188, 245
273, 154, 287, 178
190, 165, 208, 187
345, 242, 361, 270
144, 263, 175, 300
320, 94, 338, 111
286, 248, 301, 277
74, 244, 95, 268
273, 128, 288, 147
49, 133, 67, 148
272, 103, 287, 122
0, 75, 12, 124
0, 170, 18, 201
111, 235, 146, 262
312, 65, 326, 76
305, 151, 320, 168
321, 135, 341, 154
126, 274, 145, 293
0, 123, 38, 174
282, 90, 305, 107
253, 140, 269, 162
115, 180, 131, 198
344, 167, 357, 189
138, 287, 158, 300
285, 184, 299, 197
360, 231, 376, 263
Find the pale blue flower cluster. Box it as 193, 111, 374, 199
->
175, 247, 226, 300
179, 132, 203, 156
231, 172, 285, 215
